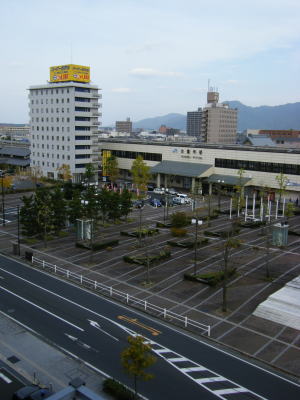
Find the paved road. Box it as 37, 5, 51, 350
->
0, 254, 299, 400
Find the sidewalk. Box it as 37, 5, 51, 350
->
0, 312, 112, 398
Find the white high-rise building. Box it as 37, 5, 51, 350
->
28, 64, 101, 182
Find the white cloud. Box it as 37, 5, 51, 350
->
111, 88, 132, 93
224, 80, 240, 85
129, 68, 183, 78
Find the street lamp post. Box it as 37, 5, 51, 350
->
192, 217, 203, 276
217, 179, 225, 212
17, 205, 20, 256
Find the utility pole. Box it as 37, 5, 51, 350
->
17, 205, 20, 255
1, 174, 5, 227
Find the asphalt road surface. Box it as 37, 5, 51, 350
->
0, 254, 299, 400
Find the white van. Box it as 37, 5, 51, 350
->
176, 193, 192, 204
173, 196, 185, 205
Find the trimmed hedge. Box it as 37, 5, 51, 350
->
289, 229, 300, 236
238, 221, 265, 228
121, 228, 159, 237
167, 238, 209, 248
156, 221, 172, 228
204, 230, 240, 238
103, 378, 135, 400
76, 239, 119, 250
184, 268, 236, 286
170, 227, 187, 237
123, 249, 171, 265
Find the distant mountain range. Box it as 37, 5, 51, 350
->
133, 101, 300, 131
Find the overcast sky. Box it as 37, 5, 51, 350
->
1, 0, 300, 125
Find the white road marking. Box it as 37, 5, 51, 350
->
0, 372, 12, 383
214, 388, 249, 395
88, 319, 119, 342
0, 285, 84, 332
1, 264, 299, 391
167, 357, 188, 363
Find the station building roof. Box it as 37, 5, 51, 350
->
207, 174, 252, 186
151, 161, 212, 177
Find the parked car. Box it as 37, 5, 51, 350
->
172, 196, 185, 205
132, 200, 144, 208
150, 198, 162, 207
176, 193, 192, 204
13, 385, 51, 400
166, 188, 177, 195
161, 197, 174, 206
153, 187, 165, 194
147, 184, 155, 191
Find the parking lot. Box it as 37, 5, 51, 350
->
1, 189, 300, 379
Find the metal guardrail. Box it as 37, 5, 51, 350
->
31, 256, 211, 336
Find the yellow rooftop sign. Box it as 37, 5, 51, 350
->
50, 64, 90, 83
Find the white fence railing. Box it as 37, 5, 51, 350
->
31, 256, 211, 336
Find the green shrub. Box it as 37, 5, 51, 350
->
121, 228, 159, 238
92, 239, 119, 250
167, 238, 208, 248
76, 239, 119, 250
288, 229, 300, 236
184, 268, 236, 286
57, 231, 68, 238
171, 227, 187, 237
156, 221, 172, 228
238, 221, 265, 228
204, 230, 221, 237
171, 211, 188, 228
123, 248, 171, 265
103, 378, 134, 400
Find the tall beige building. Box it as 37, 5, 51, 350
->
201, 89, 237, 144
115, 117, 132, 133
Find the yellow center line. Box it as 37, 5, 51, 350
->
118, 315, 161, 336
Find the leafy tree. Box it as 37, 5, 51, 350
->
50, 187, 67, 234
57, 163, 72, 181
68, 190, 84, 224
284, 202, 295, 224
131, 156, 151, 197
105, 155, 119, 185
119, 188, 132, 221
222, 234, 242, 312
98, 188, 112, 224
171, 211, 188, 228
84, 163, 97, 183
108, 191, 122, 222
30, 166, 43, 185
20, 195, 38, 236
121, 335, 156, 399
1, 175, 13, 189
82, 186, 99, 220
275, 172, 288, 206
35, 188, 53, 247
232, 168, 245, 219
62, 181, 75, 200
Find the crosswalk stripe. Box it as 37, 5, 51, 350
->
196, 377, 226, 383
214, 388, 249, 395
167, 357, 188, 362
155, 348, 171, 354
181, 366, 206, 372
0, 372, 12, 383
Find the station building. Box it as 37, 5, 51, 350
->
100, 139, 300, 200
